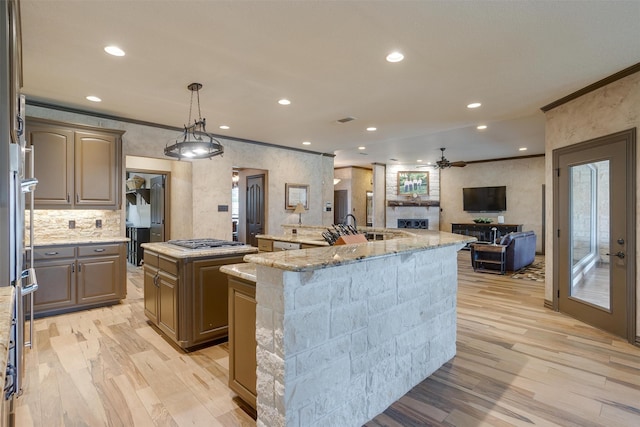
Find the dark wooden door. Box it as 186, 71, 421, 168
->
246, 174, 265, 247
150, 175, 165, 242
334, 190, 348, 224
554, 129, 635, 340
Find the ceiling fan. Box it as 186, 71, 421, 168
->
434, 147, 466, 169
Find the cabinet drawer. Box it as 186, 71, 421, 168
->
257, 239, 273, 252
78, 244, 121, 257
33, 246, 75, 260
158, 255, 178, 276
144, 250, 158, 267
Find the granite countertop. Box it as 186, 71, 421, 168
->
0, 287, 14, 390
220, 262, 257, 283
244, 230, 475, 272
142, 242, 259, 259
34, 236, 130, 246
256, 234, 329, 246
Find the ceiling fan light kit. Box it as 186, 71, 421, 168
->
434, 147, 466, 169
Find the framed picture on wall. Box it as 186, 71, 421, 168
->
397, 171, 429, 195
285, 183, 309, 209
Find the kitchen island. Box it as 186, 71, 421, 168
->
236, 229, 474, 426
141, 239, 258, 350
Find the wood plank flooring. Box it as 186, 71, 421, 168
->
15, 252, 640, 426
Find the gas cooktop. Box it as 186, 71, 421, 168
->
167, 239, 245, 249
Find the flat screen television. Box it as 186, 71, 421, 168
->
463, 186, 507, 212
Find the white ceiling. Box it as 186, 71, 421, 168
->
19, 0, 640, 168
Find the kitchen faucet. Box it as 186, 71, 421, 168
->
344, 214, 357, 230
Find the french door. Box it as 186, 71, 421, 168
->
554, 129, 635, 340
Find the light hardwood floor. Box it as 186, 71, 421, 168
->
15, 253, 640, 426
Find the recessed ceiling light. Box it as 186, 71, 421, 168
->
302, 141, 311, 146
467, 102, 482, 109
86, 95, 101, 102
219, 125, 230, 130
476, 125, 487, 130
417, 159, 423, 163
278, 99, 291, 105
104, 45, 125, 57
358, 146, 366, 150
366, 127, 377, 132
386, 51, 404, 63
427, 162, 432, 165
519, 147, 528, 151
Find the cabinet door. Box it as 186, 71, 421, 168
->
77, 255, 123, 305
74, 131, 119, 208
228, 277, 257, 409
143, 265, 159, 325
32, 260, 75, 314
158, 270, 178, 341
193, 256, 245, 344
26, 124, 74, 207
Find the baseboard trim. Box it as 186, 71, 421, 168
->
543, 299, 554, 310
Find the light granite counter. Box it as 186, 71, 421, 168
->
34, 236, 129, 246
245, 229, 474, 427
246, 230, 470, 271
141, 242, 258, 260
220, 262, 257, 283
0, 287, 14, 391
255, 234, 329, 247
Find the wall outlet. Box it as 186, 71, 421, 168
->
69, 220, 75, 229
96, 219, 102, 228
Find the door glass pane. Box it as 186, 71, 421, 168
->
569, 161, 610, 310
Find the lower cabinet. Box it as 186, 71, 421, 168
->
143, 250, 246, 350
228, 276, 257, 410
32, 242, 126, 317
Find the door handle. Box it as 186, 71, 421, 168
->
605, 251, 625, 259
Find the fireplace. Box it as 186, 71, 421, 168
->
397, 219, 428, 229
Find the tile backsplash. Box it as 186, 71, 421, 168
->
27, 210, 121, 242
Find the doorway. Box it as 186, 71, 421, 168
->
334, 190, 348, 224
149, 175, 166, 242
246, 174, 265, 247
553, 129, 636, 341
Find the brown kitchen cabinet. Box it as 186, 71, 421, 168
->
228, 275, 257, 410
31, 242, 127, 317
25, 118, 123, 209
143, 250, 247, 350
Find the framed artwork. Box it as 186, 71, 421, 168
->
397, 171, 429, 195
285, 183, 309, 209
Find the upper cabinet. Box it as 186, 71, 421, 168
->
26, 118, 124, 209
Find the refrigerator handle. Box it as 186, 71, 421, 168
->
24, 146, 35, 269
20, 268, 38, 349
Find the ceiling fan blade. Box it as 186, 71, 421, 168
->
450, 161, 467, 167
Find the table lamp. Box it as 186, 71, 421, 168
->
293, 202, 305, 225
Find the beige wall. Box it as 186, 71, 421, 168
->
440, 157, 545, 253
27, 105, 334, 241
333, 167, 372, 227
544, 71, 640, 334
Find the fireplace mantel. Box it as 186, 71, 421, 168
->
387, 199, 439, 207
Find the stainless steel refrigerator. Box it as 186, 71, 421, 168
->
2, 0, 37, 424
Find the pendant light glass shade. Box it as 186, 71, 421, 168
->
165, 83, 224, 160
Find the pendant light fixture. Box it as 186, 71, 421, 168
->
164, 83, 224, 160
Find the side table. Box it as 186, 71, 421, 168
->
471, 243, 507, 274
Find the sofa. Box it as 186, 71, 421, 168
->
471, 230, 536, 272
